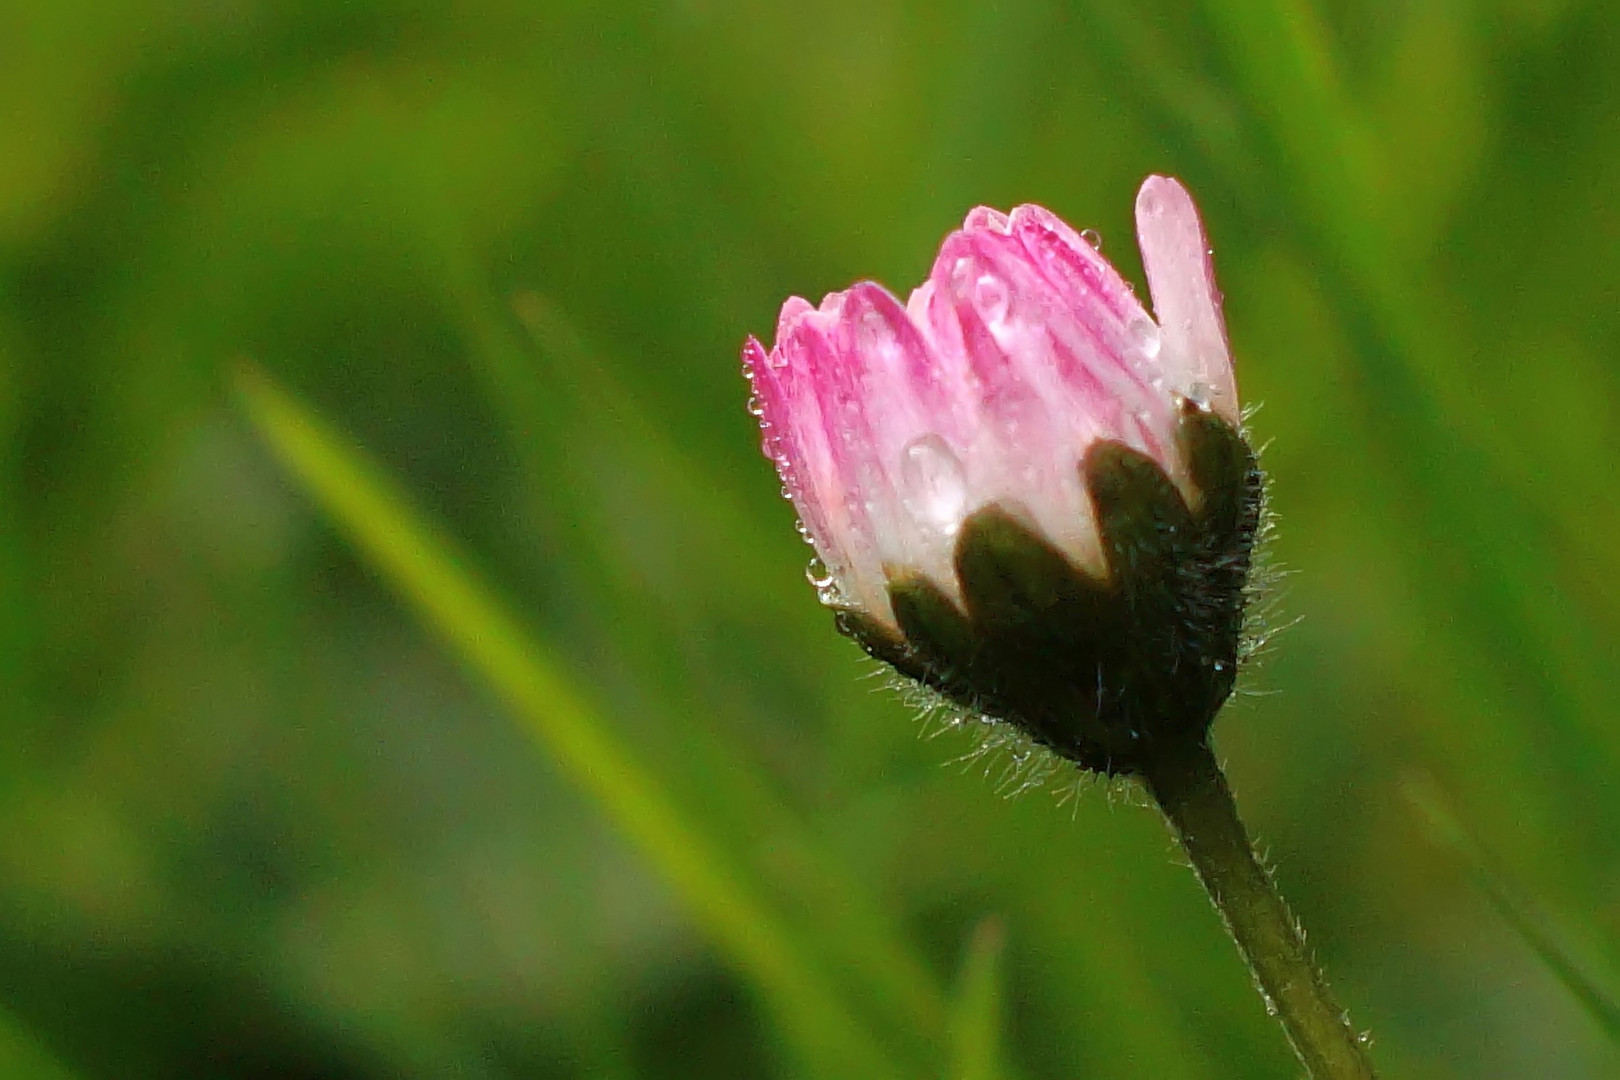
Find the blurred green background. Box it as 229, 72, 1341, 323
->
3, 0, 1618, 1077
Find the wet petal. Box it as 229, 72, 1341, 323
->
1134, 175, 1238, 424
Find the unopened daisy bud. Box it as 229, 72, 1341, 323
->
743, 177, 1261, 775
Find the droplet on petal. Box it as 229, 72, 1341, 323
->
971, 274, 1011, 330
1126, 315, 1162, 361
899, 434, 968, 536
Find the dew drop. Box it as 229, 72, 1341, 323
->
805, 557, 835, 590
1080, 228, 1103, 250
805, 557, 842, 605
746, 394, 766, 417
971, 274, 1010, 328
899, 434, 968, 534
1125, 315, 1162, 360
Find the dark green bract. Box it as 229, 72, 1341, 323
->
837, 402, 1262, 774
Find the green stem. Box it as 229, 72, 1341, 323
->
1141, 740, 1377, 1079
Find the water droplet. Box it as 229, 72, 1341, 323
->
971, 273, 1010, 327
805, 558, 842, 605
1125, 315, 1161, 360
1080, 228, 1103, 250
899, 434, 968, 534
805, 557, 835, 589
746, 394, 765, 417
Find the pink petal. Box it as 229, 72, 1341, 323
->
742, 333, 842, 570
839, 281, 966, 448
1134, 176, 1239, 423
929, 230, 1108, 568
957, 223, 1176, 464
962, 206, 1011, 232
1006, 203, 1144, 327
780, 307, 896, 616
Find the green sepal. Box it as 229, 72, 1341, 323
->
889, 572, 976, 683
833, 607, 933, 688
953, 505, 1098, 630
1179, 403, 1260, 541
948, 505, 1127, 768
841, 405, 1264, 776
1085, 439, 1198, 601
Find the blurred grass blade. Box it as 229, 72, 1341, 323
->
489, 287, 951, 1039
1401, 772, 1620, 1042
0, 1006, 80, 1080
232, 364, 902, 1079
1182, 0, 1620, 925
948, 917, 1007, 1080
505, 289, 796, 626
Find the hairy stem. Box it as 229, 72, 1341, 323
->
1142, 740, 1377, 1079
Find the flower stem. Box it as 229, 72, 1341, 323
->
1141, 740, 1377, 1079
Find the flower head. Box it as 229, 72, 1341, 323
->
743, 177, 1261, 773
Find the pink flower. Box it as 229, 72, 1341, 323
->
742, 176, 1258, 771
745, 177, 1236, 621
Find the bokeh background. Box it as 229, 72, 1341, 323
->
3, 1, 1618, 1077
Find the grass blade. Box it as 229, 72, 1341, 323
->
233, 363, 902, 1079
948, 917, 1007, 1080
1401, 772, 1620, 1042
0, 1006, 80, 1080
453, 281, 952, 1050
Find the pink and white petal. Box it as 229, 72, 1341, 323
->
743, 334, 849, 575
782, 309, 901, 621
906, 277, 969, 383
775, 295, 816, 343
762, 306, 883, 593
1134, 176, 1239, 424
1005, 203, 1147, 328
840, 282, 967, 447
978, 218, 1168, 440
930, 231, 1105, 574
835, 282, 972, 589
962, 206, 1011, 233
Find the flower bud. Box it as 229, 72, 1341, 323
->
743, 177, 1261, 774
